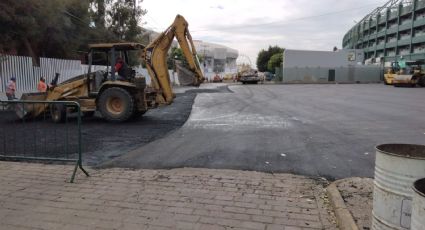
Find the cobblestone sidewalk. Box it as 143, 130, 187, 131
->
0, 162, 336, 230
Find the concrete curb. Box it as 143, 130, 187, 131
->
326, 182, 359, 230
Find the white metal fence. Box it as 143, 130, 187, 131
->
0, 54, 107, 93
0, 54, 179, 94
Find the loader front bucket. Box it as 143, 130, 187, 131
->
16, 92, 48, 119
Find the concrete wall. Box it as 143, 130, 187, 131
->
281, 49, 381, 83
282, 66, 382, 83
283, 49, 364, 68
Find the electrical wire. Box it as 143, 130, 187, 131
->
191, 2, 386, 32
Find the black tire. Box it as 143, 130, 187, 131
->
384, 79, 389, 85
50, 104, 66, 123
132, 110, 146, 119
98, 87, 135, 122
83, 111, 95, 117
418, 77, 425, 87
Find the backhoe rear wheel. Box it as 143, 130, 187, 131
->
83, 111, 95, 118
418, 77, 425, 87
98, 87, 135, 122
50, 104, 67, 123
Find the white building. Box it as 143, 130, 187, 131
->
193, 40, 238, 79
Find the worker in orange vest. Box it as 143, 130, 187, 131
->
37, 77, 47, 92
6, 77, 16, 100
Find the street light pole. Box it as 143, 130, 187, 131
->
173, 55, 178, 86
201, 44, 207, 82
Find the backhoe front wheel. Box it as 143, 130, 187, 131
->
50, 104, 67, 123
98, 87, 135, 122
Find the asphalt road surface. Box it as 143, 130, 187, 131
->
103, 84, 425, 180
0, 87, 229, 165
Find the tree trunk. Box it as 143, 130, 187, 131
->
97, 0, 105, 28
22, 37, 38, 66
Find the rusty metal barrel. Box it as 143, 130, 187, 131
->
372, 144, 425, 230
411, 178, 425, 230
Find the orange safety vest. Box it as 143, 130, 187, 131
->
37, 81, 47, 92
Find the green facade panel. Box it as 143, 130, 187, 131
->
343, 0, 425, 62
413, 18, 425, 27
376, 44, 386, 50
398, 23, 412, 31
412, 35, 425, 43
398, 39, 411, 46
386, 27, 399, 34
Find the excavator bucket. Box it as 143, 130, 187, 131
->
15, 92, 48, 119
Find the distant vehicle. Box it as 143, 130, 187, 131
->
264, 72, 275, 81
222, 74, 234, 81
393, 60, 425, 87
239, 71, 261, 84
385, 60, 425, 87
212, 74, 223, 83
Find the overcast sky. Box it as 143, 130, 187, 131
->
142, 0, 387, 65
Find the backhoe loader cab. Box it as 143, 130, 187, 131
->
82, 43, 156, 122
87, 43, 143, 85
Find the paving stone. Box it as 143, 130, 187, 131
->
0, 161, 336, 229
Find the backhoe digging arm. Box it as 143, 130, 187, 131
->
142, 14, 204, 105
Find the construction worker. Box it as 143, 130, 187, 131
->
37, 77, 47, 92
5, 77, 16, 100
115, 57, 129, 80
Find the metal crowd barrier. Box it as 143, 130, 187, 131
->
0, 100, 89, 182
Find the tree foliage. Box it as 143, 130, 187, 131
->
256, 46, 284, 72
167, 47, 203, 70
107, 0, 147, 41
0, 0, 146, 61
267, 53, 283, 74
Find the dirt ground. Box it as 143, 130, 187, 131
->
336, 177, 374, 229
0, 86, 231, 166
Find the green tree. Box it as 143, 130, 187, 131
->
90, 0, 108, 29
167, 47, 203, 70
267, 53, 283, 74
256, 45, 284, 72
0, 0, 147, 60
106, 0, 147, 41
0, 0, 94, 60
0, 0, 42, 61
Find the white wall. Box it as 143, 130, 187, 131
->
0, 54, 176, 94
283, 49, 364, 68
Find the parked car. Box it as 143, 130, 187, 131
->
239, 71, 261, 84
212, 74, 223, 83
264, 72, 275, 81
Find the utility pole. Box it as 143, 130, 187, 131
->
201, 44, 208, 81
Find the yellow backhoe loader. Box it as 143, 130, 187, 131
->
17, 15, 204, 123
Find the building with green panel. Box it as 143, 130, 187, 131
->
343, 0, 425, 63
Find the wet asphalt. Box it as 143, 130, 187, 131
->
102, 84, 425, 180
